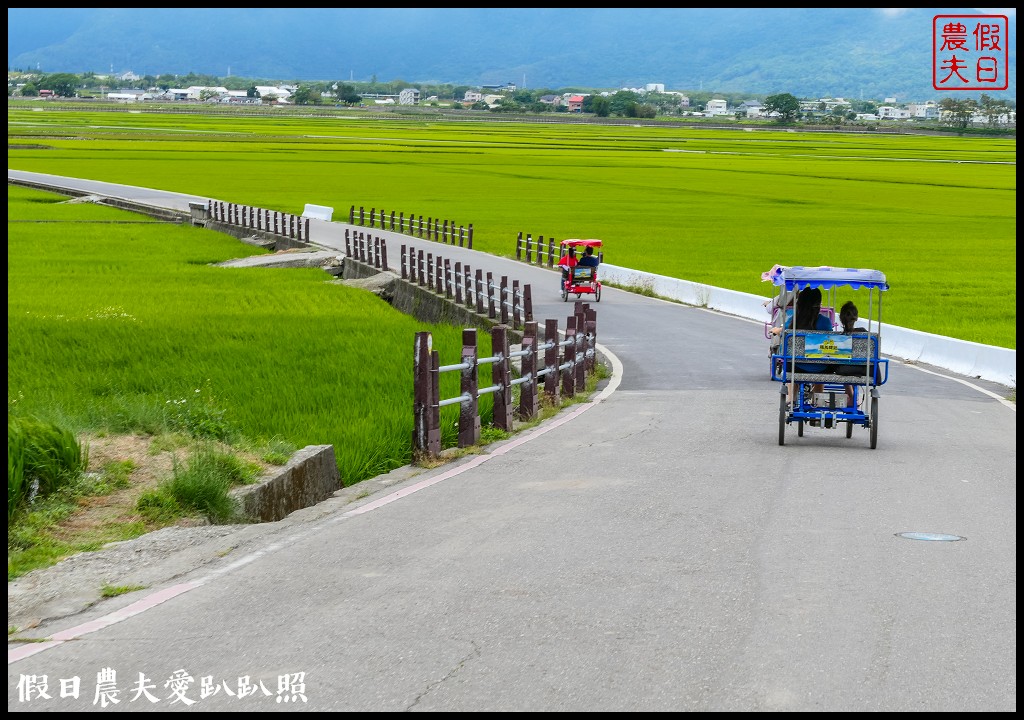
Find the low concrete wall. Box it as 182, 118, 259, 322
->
233, 445, 342, 523
342, 258, 525, 342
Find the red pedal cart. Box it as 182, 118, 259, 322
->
558, 238, 603, 302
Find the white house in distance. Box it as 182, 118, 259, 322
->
877, 105, 911, 120
398, 88, 421, 105
705, 98, 729, 116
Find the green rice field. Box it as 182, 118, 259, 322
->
8, 107, 1015, 349
7, 184, 487, 485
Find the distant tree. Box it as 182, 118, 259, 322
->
247, 85, 259, 98
292, 85, 319, 105
762, 93, 800, 122
978, 93, 1010, 127
634, 104, 656, 119
938, 97, 977, 130
609, 90, 641, 117
335, 83, 361, 106
20, 83, 38, 97
590, 95, 611, 117
39, 73, 79, 97
849, 99, 877, 114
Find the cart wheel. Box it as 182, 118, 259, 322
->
561, 286, 568, 301
846, 421, 853, 438
869, 396, 879, 449
595, 284, 602, 302
797, 420, 804, 437
778, 392, 787, 446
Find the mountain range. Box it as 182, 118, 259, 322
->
6, 8, 1017, 101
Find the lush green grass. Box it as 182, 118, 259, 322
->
7, 185, 487, 488
8, 108, 1015, 348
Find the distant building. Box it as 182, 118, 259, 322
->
398, 88, 420, 105
644, 83, 665, 93
705, 98, 729, 116
567, 95, 585, 113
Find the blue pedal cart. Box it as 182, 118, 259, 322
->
769, 266, 890, 448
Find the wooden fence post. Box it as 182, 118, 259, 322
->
516, 232, 523, 261
400, 244, 407, 280
524, 285, 534, 322
585, 308, 598, 373
512, 280, 521, 329
500, 276, 509, 325
468, 224, 473, 249
545, 318, 560, 403
575, 305, 587, 390
381, 240, 389, 272
492, 325, 513, 432
476, 270, 485, 314
434, 255, 443, 293
487, 272, 496, 318
548, 239, 556, 268
519, 321, 539, 420
563, 316, 577, 397
459, 328, 480, 447
413, 332, 440, 457
417, 250, 425, 286
444, 259, 452, 298
454, 262, 462, 304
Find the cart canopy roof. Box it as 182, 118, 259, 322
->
560, 238, 602, 248
764, 265, 888, 292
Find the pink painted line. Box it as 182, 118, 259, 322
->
9, 388, 608, 665
8, 581, 202, 665
344, 399, 597, 516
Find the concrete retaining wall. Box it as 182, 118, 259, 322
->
342, 258, 526, 343
233, 445, 341, 523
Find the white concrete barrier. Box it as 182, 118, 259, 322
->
302, 204, 333, 221
599, 263, 1015, 388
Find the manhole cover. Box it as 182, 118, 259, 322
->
896, 532, 965, 542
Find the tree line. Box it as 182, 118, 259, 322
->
8, 70, 1015, 129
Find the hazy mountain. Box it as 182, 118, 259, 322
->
7, 8, 1016, 101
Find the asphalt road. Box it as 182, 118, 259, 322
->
7, 171, 1017, 712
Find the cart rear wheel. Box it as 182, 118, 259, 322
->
595, 284, 602, 302
778, 393, 787, 446
561, 286, 568, 301
797, 420, 804, 437
869, 397, 879, 449
846, 421, 853, 438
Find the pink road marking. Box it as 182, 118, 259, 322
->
8, 582, 202, 664
9, 365, 615, 665
344, 400, 596, 516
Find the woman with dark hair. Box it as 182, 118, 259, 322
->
839, 300, 866, 334
771, 286, 833, 404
